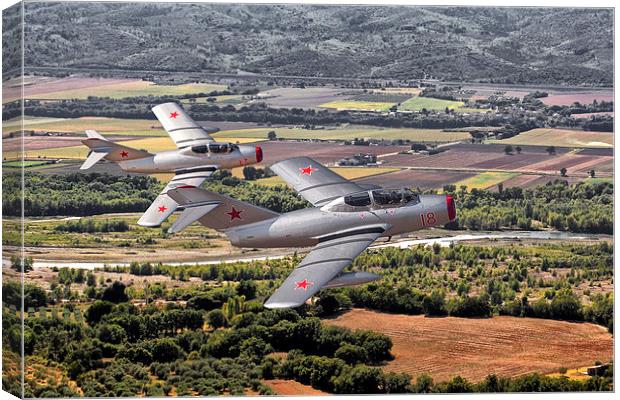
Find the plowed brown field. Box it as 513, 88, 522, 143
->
324, 309, 613, 383
262, 379, 329, 396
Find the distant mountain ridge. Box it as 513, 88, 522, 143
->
3, 3, 613, 85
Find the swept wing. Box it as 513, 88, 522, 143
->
264, 227, 387, 308
269, 157, 366, 206
151, 102, 216, 148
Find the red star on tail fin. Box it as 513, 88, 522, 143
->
226, 207, 243, 221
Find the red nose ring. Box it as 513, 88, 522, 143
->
446, 195, 456, 221
255, 146, 263, 163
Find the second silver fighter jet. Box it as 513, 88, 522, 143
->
80, 102, 263, 227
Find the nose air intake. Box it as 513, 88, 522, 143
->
255, 146, 263, 163
446, 195, 456, 221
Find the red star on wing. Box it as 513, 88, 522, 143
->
157, 205, 168, 213
120, 150, 129, 158
170, 111, 179, 119
299, 165, 317, 176
227, 207, 243, 221
295, 278, 314, 291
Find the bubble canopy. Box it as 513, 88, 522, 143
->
343, 188, 420, 208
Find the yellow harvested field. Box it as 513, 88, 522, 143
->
372, 87, 423, 95
454, 172, 519, 190
26, 80, 226, 100
319, 100, 396, 112
547, 367, 595, 382
489, 128, 613, 148
332, 167, 400, 179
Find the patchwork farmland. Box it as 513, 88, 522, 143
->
489, 128, 613, 148
3, 75, 612, 193
325, 309, 613, 383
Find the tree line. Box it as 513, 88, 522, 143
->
2, 171, 308, 217
444, 180, 613, 234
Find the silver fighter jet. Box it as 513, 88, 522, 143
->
166, 156, 457, 308
80, 102, 263, 227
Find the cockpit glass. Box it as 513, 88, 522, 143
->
208, 143, 232, 153
191, 145, 208, 154
372, 189, 420, 206
344, 192, 372, 207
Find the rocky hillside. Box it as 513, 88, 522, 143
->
4, 3, 613, 85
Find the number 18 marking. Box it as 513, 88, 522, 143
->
420, 212, 436, 226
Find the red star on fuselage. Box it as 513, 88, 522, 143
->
158, 205, 168, 213
227, 207, 243, 221
295, 278, 314, 291
299, 165, 317, 176
120, 150, 129, 158
170, 111, 179, 119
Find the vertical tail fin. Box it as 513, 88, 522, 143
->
167, 186, 279, 233
80, 130, 152, 169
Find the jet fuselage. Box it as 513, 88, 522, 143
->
118, 144, 262, 173
226, 194, 455, 248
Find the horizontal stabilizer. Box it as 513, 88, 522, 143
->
168, 202, 221, 233
82, 130, 152, 162
85, 129, 107, 140
80, 150, 109, 170
137, 194, 178, 227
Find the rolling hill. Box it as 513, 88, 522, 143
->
3, 3, 613, 85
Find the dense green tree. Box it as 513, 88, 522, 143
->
85, 300, 115, 325
101, 281, 129, 304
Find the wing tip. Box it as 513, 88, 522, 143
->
263, 300, 304, 309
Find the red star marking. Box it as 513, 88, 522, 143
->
227, 207, 243, 221
120, 150, 129, 158
295, 278, 314, 291
157, 205, 168, 213
170, 111, 179, 119
300, 165, 317, 176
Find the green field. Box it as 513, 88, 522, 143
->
213, 127, 471, 142
454, 172, 520, 190
489, 128, 613, 148
181, 95, 246, 105
26, 81, 227, 100
586, 177, 614, 184
2, 160, 52, 168
399, 97, 465, 111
